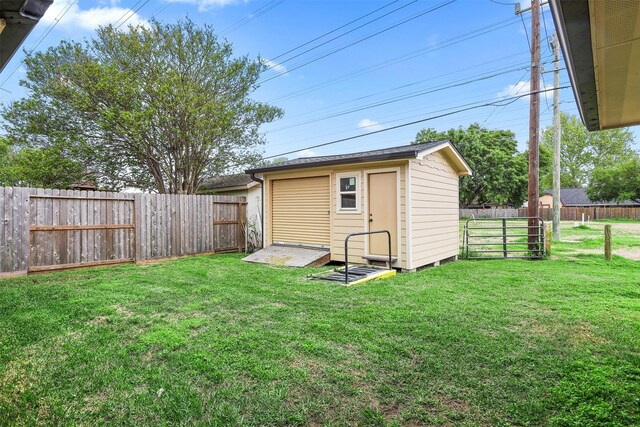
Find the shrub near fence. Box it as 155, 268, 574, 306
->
0, 187, 246, 277
460, 207, 640, 220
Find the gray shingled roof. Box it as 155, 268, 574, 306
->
200, 173, 255, 190
245, 140, 450, 174
544, 187, 639, 206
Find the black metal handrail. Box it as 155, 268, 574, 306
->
344, 230, 392, 284
463, 217, 545, 260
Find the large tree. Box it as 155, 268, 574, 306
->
2, 19, 283, 193
414, 124, 528, 207
540, 113, 636, 188
588, 157, 640, 204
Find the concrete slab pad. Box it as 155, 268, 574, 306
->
243, 245, 331, 267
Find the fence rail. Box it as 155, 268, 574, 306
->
462, 217, 545, 260
1, 186, 246, 276
460, 207, 640, 220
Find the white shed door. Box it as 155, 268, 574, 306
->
271, 176, 330, 247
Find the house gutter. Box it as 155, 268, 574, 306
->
249, 173, 265, 249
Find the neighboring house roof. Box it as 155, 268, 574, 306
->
1, 0, 52, 72
69, 181, 97, 191
200, 173, 258, 192
245, 140, 472, 175
549, 0, 640, 130
543, 188, 640, 207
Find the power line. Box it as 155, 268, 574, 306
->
113, 0, 145, 27
268, 15, 521, 103
260, 85, 570, 161
258, 0, 457, 84
264, 77, 572, 152
220, 0, 287, 36
277, 54, 536, 120
0, 0, 78, 89
269, 0, 404, 62
0, 0, 157, 90
539, 5, 552, 111
265, 0, 417, 70
268, 61, 551, 134
116, 0, 152, 30
519, 12, 531, 52
481, 50, 554, 124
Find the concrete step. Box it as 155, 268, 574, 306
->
243, 245, 330, 267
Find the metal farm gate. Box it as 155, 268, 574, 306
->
463, 217, 546, 260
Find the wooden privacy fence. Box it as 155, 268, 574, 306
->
460, 207, 640, 220
459, 208, 522, 218
0, 187, 246, 277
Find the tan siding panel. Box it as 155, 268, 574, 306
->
410, 152, 461, 268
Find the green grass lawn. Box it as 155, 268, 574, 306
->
1, 252, 639, 425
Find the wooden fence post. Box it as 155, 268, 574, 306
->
545, 223, 552, 255
604, 224, 612, 261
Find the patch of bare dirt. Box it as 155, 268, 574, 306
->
36, 397, 55, 424
0, 359, 33, 406
435, 393, 470, 413
571, 322, 609, 346
83, 391, 109, 413
114, 305, 134, 318
88, 316, 110, 326
613, 222, 640, 232
614, 248, 640, 261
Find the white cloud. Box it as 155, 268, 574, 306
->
261, 58, 288, 75
497, 80, 554, 101
297, 149, 318, 158
41, 0, 148, 31
168, 0, 243, 12
357, 118, 384, 131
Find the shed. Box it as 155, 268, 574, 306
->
244, 140, 472, 271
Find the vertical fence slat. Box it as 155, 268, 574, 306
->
1, 187, 247, 274
17, 188, 28, 272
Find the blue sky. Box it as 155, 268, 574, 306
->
1, 0, 638, 160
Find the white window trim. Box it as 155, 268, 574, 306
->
336, 172, 361, 214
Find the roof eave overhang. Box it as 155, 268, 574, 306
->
549, 0, 600, 131
416, 141, 473, 176
203, 181, 259, 192
245, 149, 438, 175
0, 0, 53, 73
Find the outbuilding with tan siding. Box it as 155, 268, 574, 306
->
245, 140, 472, 271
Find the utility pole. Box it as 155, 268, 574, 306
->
551, 34, 561, 242
525, 0, 541, 252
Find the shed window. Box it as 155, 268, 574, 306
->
338, 175, 359, 211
